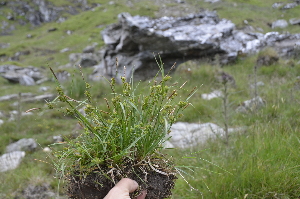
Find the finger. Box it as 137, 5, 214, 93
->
136, 190, 147, 199
115, 178, 139, 193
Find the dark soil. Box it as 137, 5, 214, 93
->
66, 158, 177, 199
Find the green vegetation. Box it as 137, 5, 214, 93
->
0, 0, 300, 198
50, 61, 192, 178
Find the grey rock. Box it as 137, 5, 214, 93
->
55, 70, 70, 82
20, 94, 56, 103
272, 2, 284, 9
289, 18, 300, 25
8, 110, 33, 121
92, 12, 300, 81
0, 65, 45, 85
60, 47, 70, 53
16, 183, 57, 199
83, 45, 95, 53
205, 0, 221, 3
19, 74, 36, 86
93, 11, 239, 81
282, 2, 299, 9
79, 53, 98, 67
53, 135, 64, 143
6, 138, 37, 153
201, 90, 223, 100
0, 119, 3, 126
250, 81, 264, 89
0, 93, 35, 102
0, 151, 25, 172
69, 53, 81, 63
39, 86, 49, 92
166, 122, 244, 148
272, 19, 288, 29
175, 0, 185, 3
0, 43, 10, 49
236, 96, 265, 113
36, 77, 49, 84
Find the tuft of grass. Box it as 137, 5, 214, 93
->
49, 59, 195, 179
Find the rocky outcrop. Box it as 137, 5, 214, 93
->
91, 12, 300, 81
0, 65, 45, 85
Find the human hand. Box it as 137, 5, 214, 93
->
104, 178, 147, 199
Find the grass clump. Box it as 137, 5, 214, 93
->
49, 61, 194, 198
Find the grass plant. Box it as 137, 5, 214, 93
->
48, 59, 195, 197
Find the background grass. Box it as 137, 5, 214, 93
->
0, 0, 300, 198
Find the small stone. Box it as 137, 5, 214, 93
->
53, 135, 64, 143
43, 147, 51, 152
48, 27, 57, 32
60, 48, 70, 53
272, 19, 288, 29
289, 18, 300, 25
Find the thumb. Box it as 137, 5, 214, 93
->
114, 178, 139, 193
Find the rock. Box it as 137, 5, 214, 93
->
16, 183, 56, 199
0, 119, 3, 126
289, 18, 300, 25
19, 74, 36, 86
53, 135, 64, 143
272, 19, 288, 29
0, 65, 45, 85
39, 86, 49, 92
36, 77, 49, 84
92, 12, 300, 81
282, 2, 299, 10
6, 138, 37, 153
83, 45, 95, 53
8, 110, 33, 121
0, 151, 25, 172
175, 0, 185, 3
20, 94, 56, 103
250, 81, 264, 89
93, 11, 239, 81
60, 47, 70, 53
43, 147, 51, 152
69, 53, 81, 63
236, 96, 265, 113
167, 122, 244, 148
201, 90, 223, 100
272, 3, 284, 9
79, 53, 98, 67
205, 0, 221, 3
0, 93, 35, 102
55, 70, 70, 82
48, 27, 57, 32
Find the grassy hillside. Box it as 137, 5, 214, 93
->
0, 0, 300, 198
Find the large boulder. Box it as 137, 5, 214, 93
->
91, 12, 300, 81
